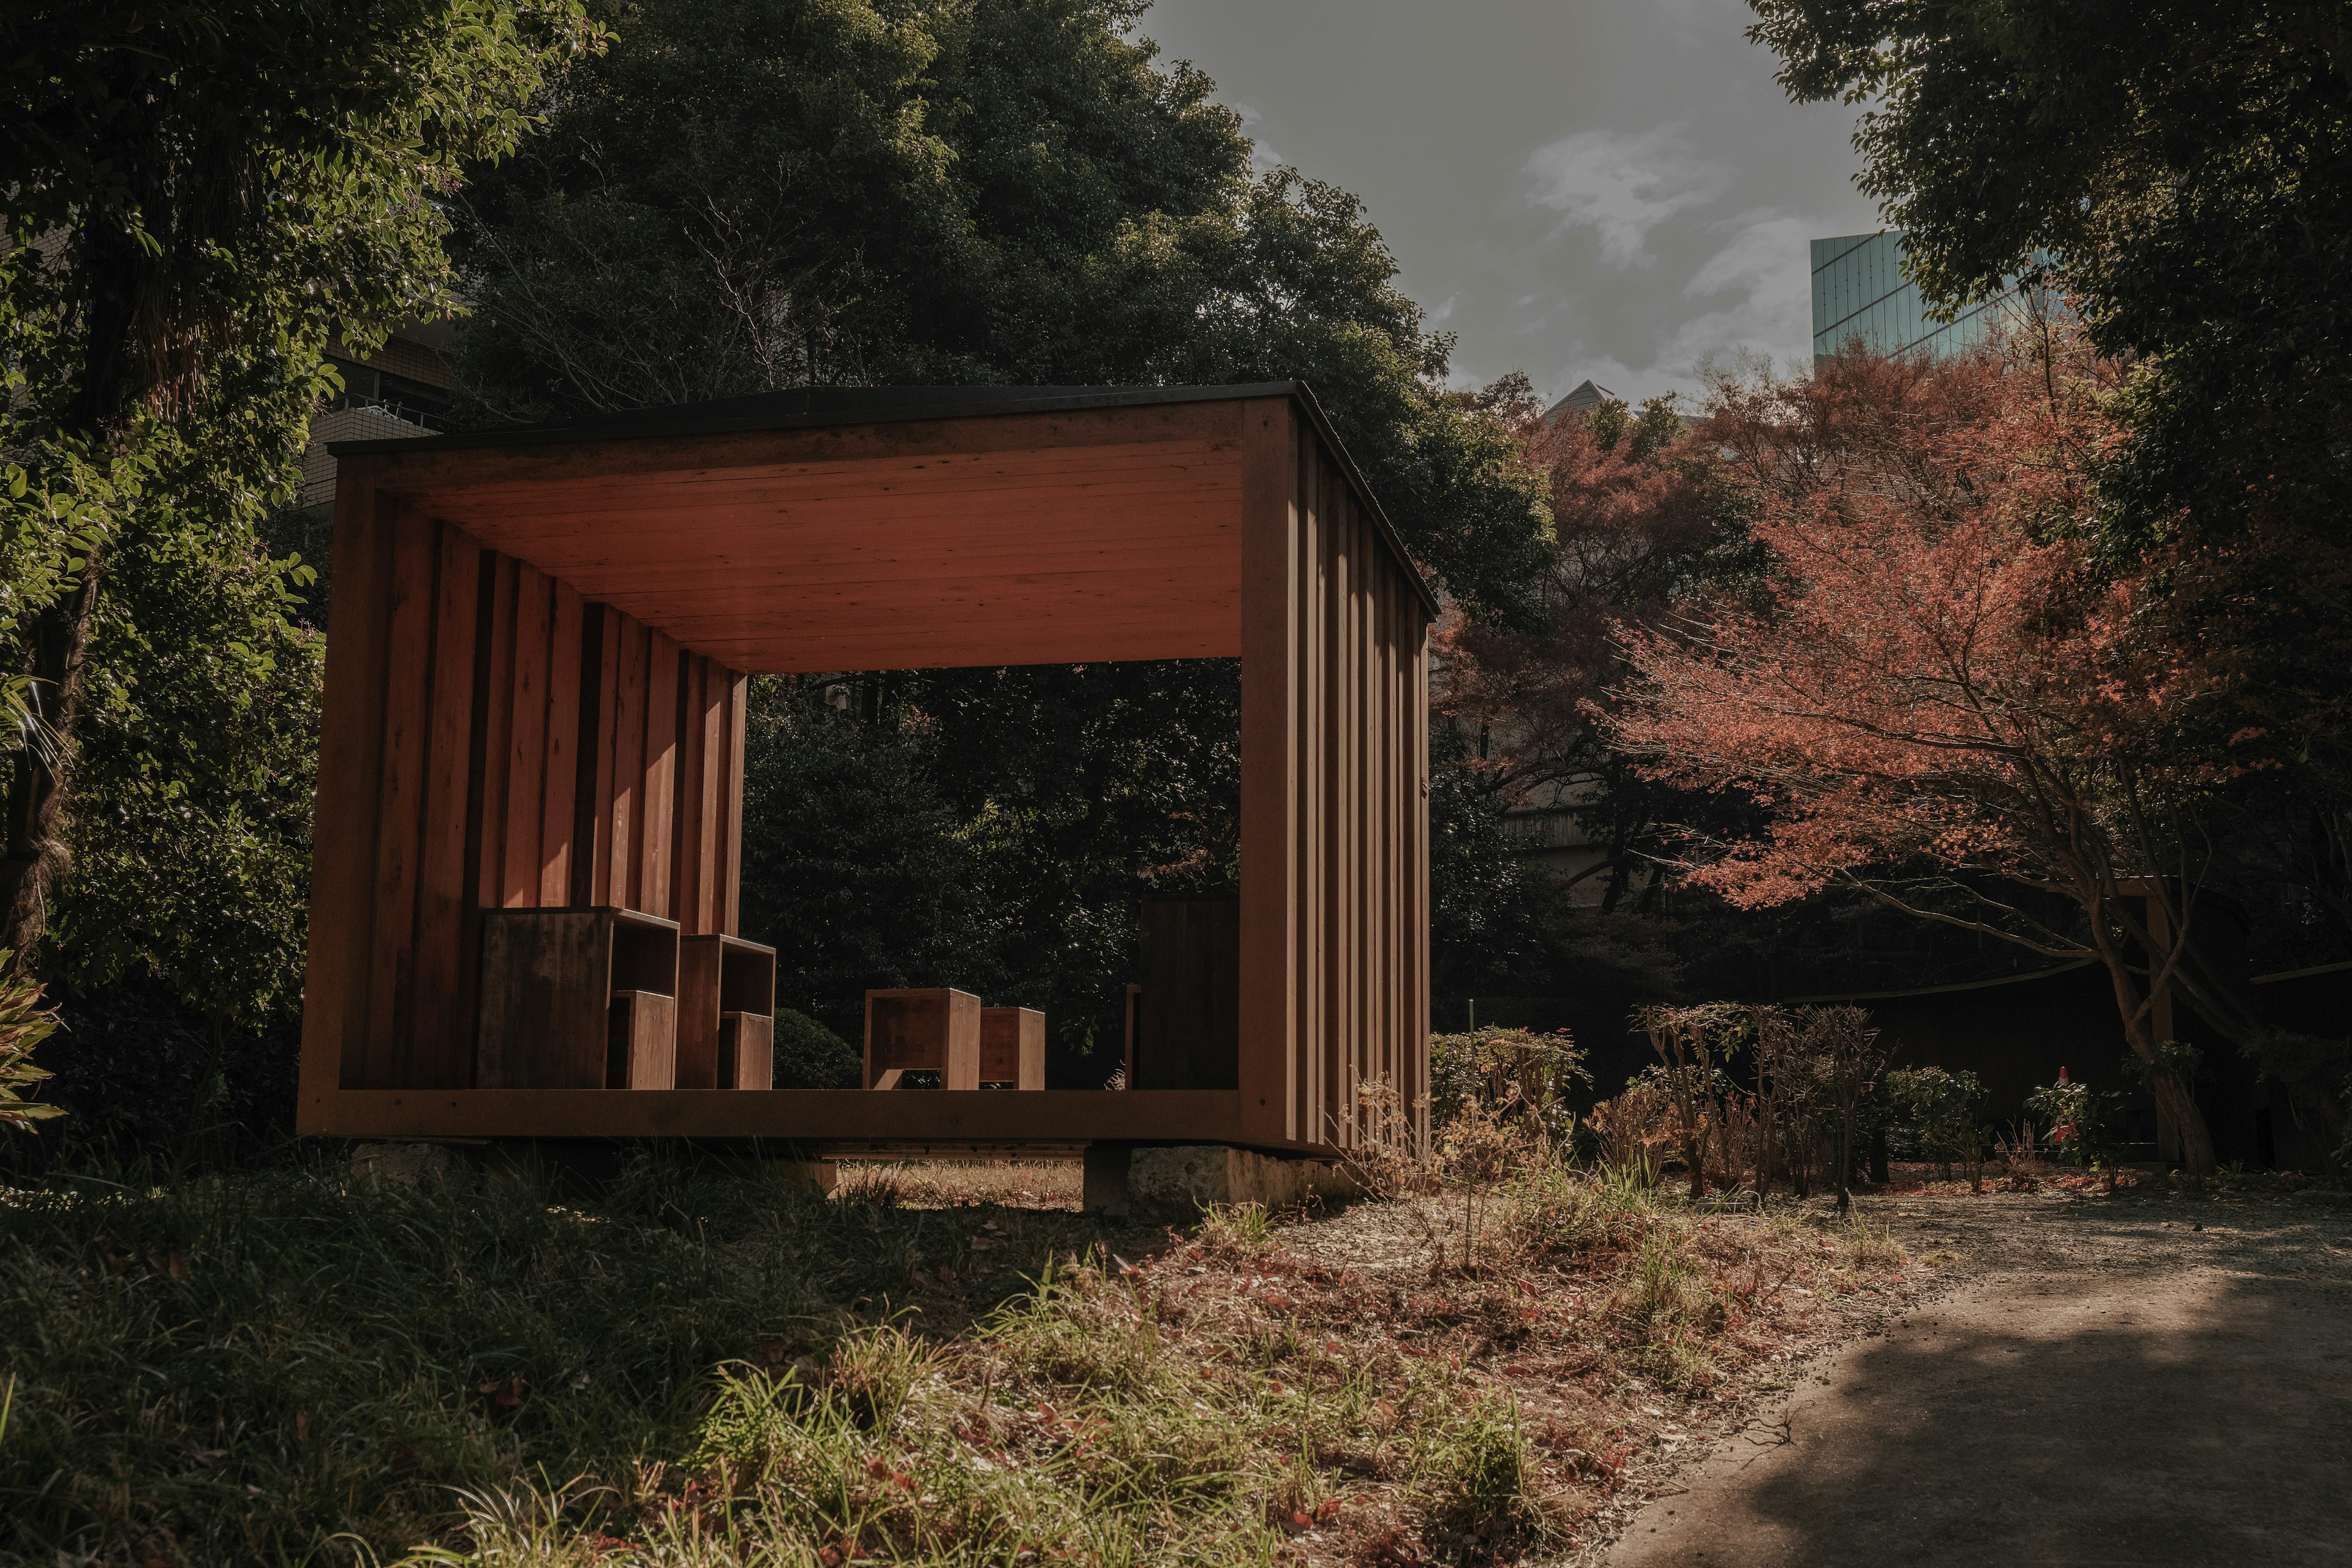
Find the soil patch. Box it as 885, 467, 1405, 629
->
1586, 1189, 2352, 1567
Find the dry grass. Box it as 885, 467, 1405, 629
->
0, 1152, 1915, 1567
834, 1158, 1085, 1211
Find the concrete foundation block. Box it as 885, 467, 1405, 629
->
1126, 1145, 1360, 1216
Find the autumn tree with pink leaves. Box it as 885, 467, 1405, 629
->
1608, 339, 2249, 1175
1436, 387, 1757, 915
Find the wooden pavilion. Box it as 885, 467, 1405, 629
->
298, 384, 1431, 1158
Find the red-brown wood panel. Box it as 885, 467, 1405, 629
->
1296, 434, 1325, 1147
1238, 398, 1299, 1145
502, 564, 553, 907
407, 522, 484, 1085
576, 606, 620, 907
641, 631, 680, 918
540, 582, 584, 904
608, 616, 648, 911
474, 554, 519, 910
681, 657, 723, 933
361, 505, 441, 1084
722, 669, 748, 934
299, 457, 394, 1096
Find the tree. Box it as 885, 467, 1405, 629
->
1436, 386, 1760, 915
454, 0, 1551, 619
735, 678, 998, 1049
456, 0, 1556, 1075
1609, 341, 2238, 1174
1746, 0, 2352, 791
0, 1, 603, 968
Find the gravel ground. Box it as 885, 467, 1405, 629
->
1583, 1186, 2352, 1567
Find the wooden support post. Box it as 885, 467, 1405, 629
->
1238, 396, 1300, 1144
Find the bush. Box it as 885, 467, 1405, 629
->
1428, 1027, 1588, 1142
773, 1008, 859, 1089
1884, 1066, 1987, 1178
0, 957, 61, 1134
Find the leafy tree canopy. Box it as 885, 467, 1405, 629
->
1746, 0, 2352, 778
1, 2, 600, 1038
456, 0, 1551, 619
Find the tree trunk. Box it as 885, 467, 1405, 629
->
2094, 923, 2218, 1177
1, 203, 155, 973
2149, 1069, 2217, 1177
0, 556, 107, 967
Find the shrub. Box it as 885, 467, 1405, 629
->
773, 1007, 859, 1088
1885, 1066, 1988, 1182
0, 957, 62, 1134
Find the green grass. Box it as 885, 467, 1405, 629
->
0, 1150, 1909, 1566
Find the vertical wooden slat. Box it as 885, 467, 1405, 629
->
1298, 440, 1326, 1147
1411, 600, 1432, 1153
1238, 397, 1300, 1145
540, 582, 584, 904
694, 662, 724, 932
501, 565, 553, 907
669, 655, 703, 930
573, 605, 619, 907
1364, 510, 1373, 1133
405, 520, 483, 1086
298, 458, 394, 1106
1373, 564, 1392, 1104
722, 669, 748, 935
609, 616, 647, 911
361, 505, 441, 1084
1291, 435, 1316, 1144
641, 630, 681, 919
473, 555, 518, 908
1341, 494, 1362, 1139
1321, 480, 1344, 1148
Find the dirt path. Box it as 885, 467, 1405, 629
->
1596, 1189, 2352, 1568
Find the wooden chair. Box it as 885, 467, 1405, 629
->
863, 988, 980, 1089
979, 1006, 1046, 1089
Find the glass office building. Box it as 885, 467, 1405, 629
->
1811, 231, 2030, 360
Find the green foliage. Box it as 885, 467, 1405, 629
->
736, 678, 997, 1046
0, 954, 62, 1131
1883, 1066, 1986, 1173
51, 438, 323, 1028
1, 3, 603, 1097
455, 0, 1550, 619
772, 1006, 859, 1090
1428, 729, 1553, 998
1428, 1026, 1589, 1140
1415, 1395, 1540, 1545
915, 658, 1242, 1069
1746, 0, 2352, 782
2026, 1073, 2130, 1170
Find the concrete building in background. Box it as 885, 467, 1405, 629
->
293, 318, 460, 510
1810, 230, 2040, 361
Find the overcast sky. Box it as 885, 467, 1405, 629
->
1140, 0, 1883, 407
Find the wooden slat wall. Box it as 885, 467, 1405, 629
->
305, 505, 750, 1091
1238, 399, 1432, 1153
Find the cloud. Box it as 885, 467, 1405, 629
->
1231, 102, 1289, 173
1523, 126, 1729, 267
1533, 206, 1824, 398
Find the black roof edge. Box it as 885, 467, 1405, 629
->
329, 380, 1439, 617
